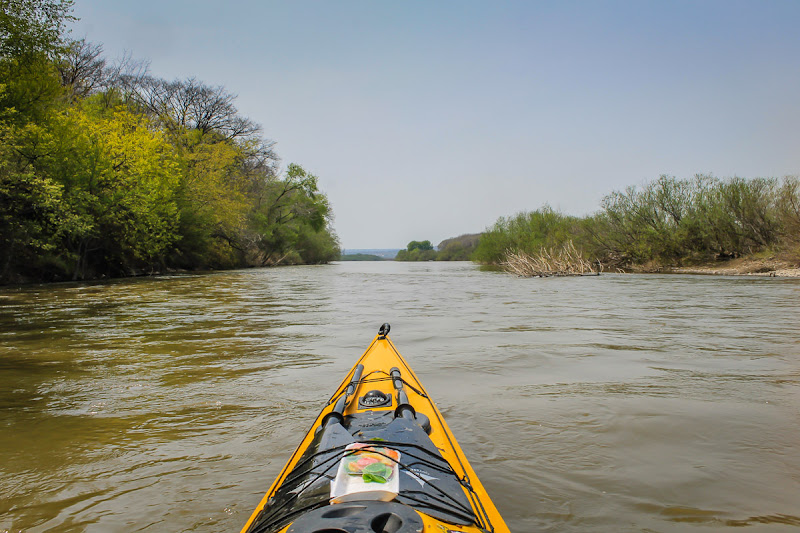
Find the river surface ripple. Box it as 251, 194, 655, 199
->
1, 262, 799, 532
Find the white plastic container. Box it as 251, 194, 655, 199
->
330, 443, 401, 503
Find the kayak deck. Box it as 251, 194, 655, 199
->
241, 328, 509, 533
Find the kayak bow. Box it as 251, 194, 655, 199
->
241, 324, 509, 533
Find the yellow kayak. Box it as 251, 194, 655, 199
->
241, 324, 509, 533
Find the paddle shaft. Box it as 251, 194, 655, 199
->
390, 367, 415, 420
324, 364, 364, 427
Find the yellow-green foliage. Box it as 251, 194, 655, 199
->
171, 130, 251, 268
1, 101, 182, 279
0, 3, 339, 283
74, 106, 181, 262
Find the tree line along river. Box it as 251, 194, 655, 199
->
1, 261, 799, 532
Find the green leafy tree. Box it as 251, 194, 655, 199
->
0, 148, 76, 280
473, 206, 580, 264
407, 240, 433, 252
0, 0, 75, 59
0, 0, 75, 124
248, 163, 339, 265
396, 240, 437, 261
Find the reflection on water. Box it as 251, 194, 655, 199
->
1, 263, 799, 532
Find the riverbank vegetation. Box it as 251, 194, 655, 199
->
394, 234, 480, 261
0, 1, 339, 284
338, 253, 387, 261
436, 234, 480, 260
395, 240, 436, 261
475, 175, 800, 273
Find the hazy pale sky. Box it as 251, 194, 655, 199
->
71, 1, 800, 249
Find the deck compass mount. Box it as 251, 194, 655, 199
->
359, 389, 392, 409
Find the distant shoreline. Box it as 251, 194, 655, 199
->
341, 249, 401, 260
339, 250, 800, 278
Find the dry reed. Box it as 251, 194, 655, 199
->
501, 241, 601, 277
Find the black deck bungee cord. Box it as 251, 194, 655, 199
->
250, 440, 480, 532
386, 339, 496, 533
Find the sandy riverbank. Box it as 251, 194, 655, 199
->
651, 257, 800, 278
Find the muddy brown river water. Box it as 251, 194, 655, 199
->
1, 262, 799, 532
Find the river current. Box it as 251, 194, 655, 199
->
1, 261, 799, 532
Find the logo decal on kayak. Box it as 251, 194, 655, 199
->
288, 478, 314, 495
407, 467, 438, 488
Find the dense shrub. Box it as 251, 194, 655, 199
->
476, 175, 800, 268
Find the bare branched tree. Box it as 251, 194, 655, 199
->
58, 38, 105, 98
106, 50, 150, 93
128, 77, 261, 140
